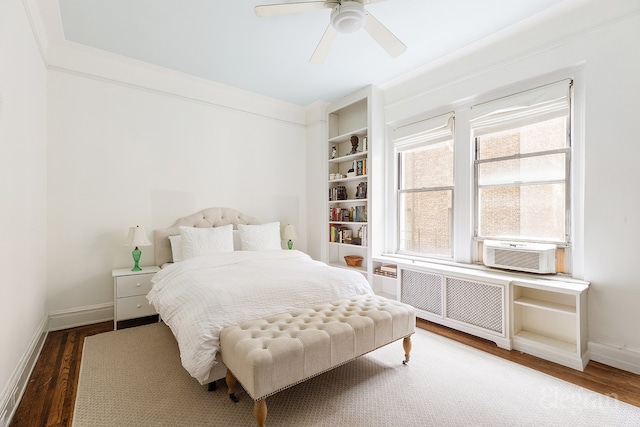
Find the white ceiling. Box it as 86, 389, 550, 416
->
57, 0, 566, 106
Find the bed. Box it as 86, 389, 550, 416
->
147, 207, 375, 386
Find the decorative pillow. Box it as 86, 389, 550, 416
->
179, 225, 234, 259
168, 235, 184, 262
237, 222, 282, 251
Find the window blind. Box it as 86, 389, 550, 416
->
393, 113, 454, 149
470, 80, 572, 137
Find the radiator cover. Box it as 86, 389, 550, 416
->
400, 268, 506, 341
445, 277, 503, 334
401, 269, 442, 315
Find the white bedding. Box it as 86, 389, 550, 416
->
147, 250, 374, 384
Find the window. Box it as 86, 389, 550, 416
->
394, 114, 454, 257
471, 80, 572, 245
386, 78, 577, 273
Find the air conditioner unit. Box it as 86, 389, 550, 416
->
483, 240, 556, 274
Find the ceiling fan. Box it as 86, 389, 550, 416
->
255, 0, 407, 64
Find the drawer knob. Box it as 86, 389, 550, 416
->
136, 283, 141, 287
136, 304, 141, 308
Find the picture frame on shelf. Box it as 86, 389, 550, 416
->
355, 182, 367, 199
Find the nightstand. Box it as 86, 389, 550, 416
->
112, 266, 161, 330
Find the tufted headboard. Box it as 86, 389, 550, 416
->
154, 207, 259, 266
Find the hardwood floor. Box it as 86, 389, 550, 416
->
10, 317, 640, 426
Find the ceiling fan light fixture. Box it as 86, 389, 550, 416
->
330, 2, 366, 34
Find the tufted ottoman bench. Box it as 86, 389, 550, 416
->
220, 294, 416, 426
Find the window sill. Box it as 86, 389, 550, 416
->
373, 253, 587, 286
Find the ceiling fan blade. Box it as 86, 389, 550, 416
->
363, 11, 407, 58
255, 1, 337, 17
310, 24, 338, 64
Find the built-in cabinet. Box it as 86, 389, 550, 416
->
391, 261, 589, 370
324, 87, 382, 279
511, 279, 589, 370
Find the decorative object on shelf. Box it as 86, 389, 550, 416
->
355, 181, 367, 199
344, 255, 363, 267
331, 146, 337, 159
282, 224, 297, 250
123, 225, 152, 271
349, 135, 359, 154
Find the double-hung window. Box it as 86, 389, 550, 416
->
470, 80, 572, 247
394, 114, 454, 257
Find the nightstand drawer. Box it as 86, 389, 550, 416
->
116, 273, 154, 298
116, 295, 156, 321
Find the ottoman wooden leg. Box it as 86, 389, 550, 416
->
254, 399, 267, 427
226, 370, 239, 403
402, 335, 412, 365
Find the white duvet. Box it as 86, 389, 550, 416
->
147, 250, 374, 384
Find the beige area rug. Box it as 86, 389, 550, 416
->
73, 323, 640, 427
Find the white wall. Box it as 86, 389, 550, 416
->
46, 65, 308, 318
305, 102, 329, 261
381, 1, 640, 370
0, 0, 48, 421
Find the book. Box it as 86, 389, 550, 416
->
380, 264, 397, 273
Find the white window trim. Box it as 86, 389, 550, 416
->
393, 114, 454, 258
471, 79, 572, 246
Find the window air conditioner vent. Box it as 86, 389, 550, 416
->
483, 240, 556, 274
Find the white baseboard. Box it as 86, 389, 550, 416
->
47, 302, 113, 331
0, 316, 48, 427
588, 341, 640, 375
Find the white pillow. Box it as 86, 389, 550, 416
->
237, 222, 282, 251
179, 225, 234, 259
168, 235, 184, 262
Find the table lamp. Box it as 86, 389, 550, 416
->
123, 225, 152, 271
283, 224, 298, 250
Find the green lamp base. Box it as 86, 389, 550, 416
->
131, 247, 142, 271
287, 240, 293, 250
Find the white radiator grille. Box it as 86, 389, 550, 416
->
445, 278, 503, 333
494, 249, 540, 270
401, 269, 442, 315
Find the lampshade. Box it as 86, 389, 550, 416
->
123, 225, 152, 248
283, 224, 297, 250
283, 224, 298, 240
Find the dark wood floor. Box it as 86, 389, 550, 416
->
10, 317, 640, 426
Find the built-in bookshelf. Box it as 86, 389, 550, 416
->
325, 91, 373, 276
